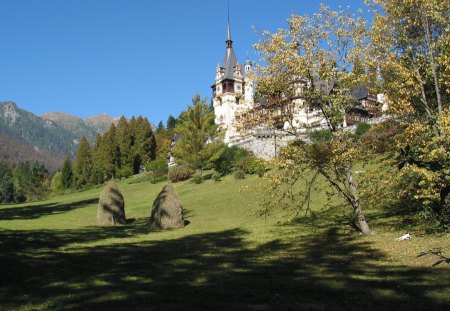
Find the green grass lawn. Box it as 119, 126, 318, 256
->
0, 174, 449, 310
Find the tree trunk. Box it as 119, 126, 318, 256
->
353, 199, 372, 235
422, 10, 444, 137
345, 168, 373, 235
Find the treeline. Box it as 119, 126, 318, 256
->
55, 116, 157, 189
0, 160, 50, 203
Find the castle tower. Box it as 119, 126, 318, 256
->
212, 18, 253, 144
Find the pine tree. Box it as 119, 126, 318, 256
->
156, 121, 165, 134
116, 116, 134, 173
73, 136, 92, 188
174, 93, 225, 175
134, 116, 157, 172
101, 123, 121, 179
60, 157, 74, 189
166, 115, 177, 131
0, 172, 15, 203
91, 133, 105, 184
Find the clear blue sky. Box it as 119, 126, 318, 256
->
0, 0, 367, 125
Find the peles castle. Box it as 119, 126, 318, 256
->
211, 20, 388, 159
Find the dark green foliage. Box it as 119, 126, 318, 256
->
236, 154, 265, 175
168, 165, 195, 183
166, 115, 177, 131
133, 171, 169, 185
116, 166, 134, 180
173, 94, 224, 175
214, 146, 251, 176
145, 158, 169, 184
0, 162, 14, 203
91, 134, 106, 184
156, 121, 165, 134
88, 116, 157, 184
116, 116, 134, 172
149, 174, 168, 184
146, 158, 168, 177
73, 136, 92, 188
234, 170, 246, 180
134, 116, 157, 170
192, 175, 204, 184
60, 158, 74, 189
0, 160, 50, 202
354, 122, 372, 138
0, 173, 15, 203
309, 129, 333, 143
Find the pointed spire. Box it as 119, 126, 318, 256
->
221, 1, 238, 80
226, 1, 232, 48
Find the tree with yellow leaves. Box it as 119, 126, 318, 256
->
240, 5, 374, 235
368, 0, 450, 230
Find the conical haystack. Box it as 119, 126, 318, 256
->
97, 180, 126, 226
149, 184, 185, 230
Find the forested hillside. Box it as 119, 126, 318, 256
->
41, 112, 99, 144
0, 102, 117, 171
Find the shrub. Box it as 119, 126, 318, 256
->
146, 158, 169, 177
150, 174, 167, 184
128, 171, 167, 185
309, 129, 333, 143
214, 146, 251, 176
255, 163, 267, 177
116, 166, 134, 180
212, 173, 221, 182
236, 154, 267, 176
234, 169, 245, 180
169, 165, 195, 183
51, 171, 64, 192
191, 175, 203, 184
203, 173, 213, 180
354, 122, 372, 137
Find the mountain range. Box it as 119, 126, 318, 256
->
0, 101, 119, 171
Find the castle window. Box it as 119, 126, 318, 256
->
223, 81, 234, 93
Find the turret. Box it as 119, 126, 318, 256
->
245, 57, 252, 74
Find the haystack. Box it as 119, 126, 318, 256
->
149, 184, 185, 230
97, 180, 126, 226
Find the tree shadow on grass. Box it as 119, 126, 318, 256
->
0, 198, 99, 221
0, 226, 449, 311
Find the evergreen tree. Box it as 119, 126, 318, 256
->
174, 93, 225, 175
101, 123, 121, 179
29, 162, 49, 199
73, 136, 92, 188
91, 133, 105, 184
0, 172, 14, 203
11, 162, 30, 201
156, 121, 165, 134
166, 115, 177, 131
134, 116, 157, 172
116, 116, 134, 173
61, 158, 74, 189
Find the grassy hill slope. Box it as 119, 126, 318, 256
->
0, 175, 449, 310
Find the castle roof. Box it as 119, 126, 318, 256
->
221, 20, 238, 80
